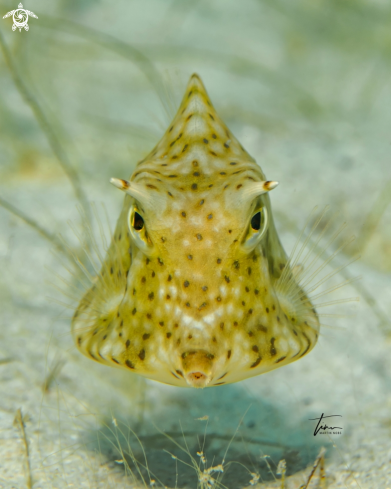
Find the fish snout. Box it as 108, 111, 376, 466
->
181, 349, 215, 388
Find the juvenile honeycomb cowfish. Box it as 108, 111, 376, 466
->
72, 74, 320, 388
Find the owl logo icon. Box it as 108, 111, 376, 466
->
3, 3, 38, 32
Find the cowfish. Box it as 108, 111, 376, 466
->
72, 74, 320, 388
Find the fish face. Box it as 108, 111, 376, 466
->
72, 74, 320, 388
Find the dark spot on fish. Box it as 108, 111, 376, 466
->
220, 172, 226, 175
227, 350, 232, 359
252, 345, 259, 352
168, 274, 172, 281
125, 360, 135, 369
143, 334, 150, 340
251, 357, 262, 368
203, 138, 209, 144
147, 313, 152, 319
126, 339, 130, 348
148, 292, 154, 300
301, 332, 311, 357
166, 332, 172, 339
169, 174, 177, 178
266, 308, 269, 313
230, 161, 237, 165
112, 357, 120, 364
209, 114, 215, 121
247, 267, 252, 275
196, 233, 203, 240
184, 280, 190, 287
139, 349, 145, 361
158, 257, 164, 265
176, 369, 184, 377
181, 211, 186, 217
182, 144, 188, 152
276, 356, 286, 363
187, 255, 193, 260
254, 289, 259, 295
191, 183, 198, 190
216, 296, 221, 302
220, 322, 224, 330
270, 338, 277, 356
257, 324, 267, 332
225, 275, 230, 283
166, 294, 171, 300
193, 171, 200, 176
186, 302, 190, 307
217, 258, 222, 264
208, 214, 213, 219
132, 308, 137, 315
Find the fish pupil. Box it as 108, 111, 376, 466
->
251, 212, 261, 231
133, 212, 144, 231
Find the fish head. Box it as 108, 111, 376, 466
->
72, 74, 320, 388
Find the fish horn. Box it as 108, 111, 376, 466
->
240, 181, 279, 202
110, 178, 151, 205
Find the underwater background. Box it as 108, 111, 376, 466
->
0, 0, 390, 487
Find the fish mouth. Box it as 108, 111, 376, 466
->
181, 349, 215, 388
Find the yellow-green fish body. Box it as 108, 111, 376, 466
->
72, 74, 319, 388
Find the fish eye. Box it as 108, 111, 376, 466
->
128, 206, 154, 255
251, 211, 261, 231
241, 207, 268, 252
133, 211, 144, 231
